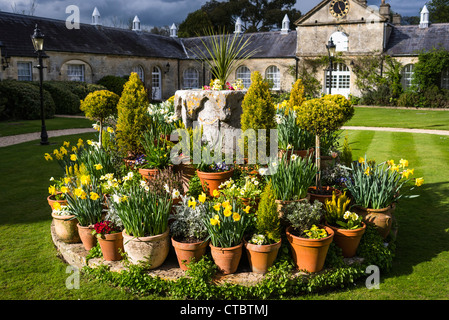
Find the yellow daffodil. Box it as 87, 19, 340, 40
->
44, 153, 53, 161
71, 146, 77, 153
399, 159, 409, 168
60, 186, 68, 194
358, 157, 365, 164
232, 212, 241, 222
210, 215, 220, 226
90, 192, 100, 201
212, 189, 220, 197
77, 139, 84, 148
401, 168, 414, 179
415, 177, 424, 187
387, 159, 395, 166
213, 203, 221, 211
87, 140, 93, 145
188, 197, 197, 209
74, 188, 87, 199
64, 177, 71, 184
80, 175, 91, 186
390, 164, 399, 172
63, 141, 70, 148
94, 164, 103, 170
107, 127, 114, 133
70, 154, 77, 161
53, 149, 59, 156
364, 167, 371, 176
223, 207, 232, 217
48, 185, 56, 195
52, 202, 61, 211
243, 206, 251, 213
222, 200, 231, 210
198, 192, 206, 203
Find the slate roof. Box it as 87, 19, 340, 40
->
386, 23, 449, 56
0, 11, 186, 59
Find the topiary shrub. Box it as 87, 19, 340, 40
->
97, 75, 129, 96
254, 180, 281, 244
115, 72, 151, 157
80, 90, 120, 147
288, 78, 305, 112
240, 71, 277, 159
0, 80, 55, 120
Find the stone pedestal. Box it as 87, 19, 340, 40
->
174, 90, 245, 154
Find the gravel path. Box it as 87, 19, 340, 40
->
1, 126, 449, 148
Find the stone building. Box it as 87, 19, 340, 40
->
1, 0, 448, 99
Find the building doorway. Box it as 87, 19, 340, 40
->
152, 66, 162, 100
324, 63, 350, 97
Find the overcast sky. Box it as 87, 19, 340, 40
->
0, 0, 428, 28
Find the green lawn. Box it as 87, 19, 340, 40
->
0, 117, 94, 137
346, 107, 449, 131
1, 111, 449, 300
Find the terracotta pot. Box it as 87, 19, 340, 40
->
47, 193, 67, 210
278, 148, 314, 161
197, 169, 234, 197
122, 228, 170, 268
286, 225, 334, 273
307, 186, 341, 205
244, 238, 281, 274
321, 155, 337, 170
352, 204, 395, 239
174, 157, 196, 194
77, 224, 97, 251
52, 213, 80, 243
210, 242, 243, 274
171, 237, 209, 271
138, 168, 160, 181
98, 232, 125, 261
275, 195, 310, 220
239, 197, 260, 211
326, 222, 366, 258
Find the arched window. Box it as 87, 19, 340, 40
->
401, 64, 414, 90
265, 65, 280, 90
133, 65, 145, 82
152, 66, 162, 100
183, 68, 199, 89
236, 66, 251, 88
330, 32, 349, 52
441, 68, 449, 90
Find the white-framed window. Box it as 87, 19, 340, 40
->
133, 65, 145, 82
265, 65, 280, 90
152, 66, 162, 100
236, 66, 251, 88
17, 62, 32, 81
401, 64, 414, 90
330, 32, 349, 52
67, 64, 85, 82
441, 68, 449, 90
325, 63, 350, 96
183, 67, 199, 89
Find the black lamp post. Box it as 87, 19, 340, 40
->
326, 38, 336, 94
31, 24, 49, 145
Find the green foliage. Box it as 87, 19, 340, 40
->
97, 75, 128, 96
115, 72, 151, 157
427, 0, 449, 23
323, 191, 351, 226
80, 90, 119, 123
340, 135, 353, 167
288, 78, 305, 112
296, 94, 354, 136
41, 81, 80, 115
187, 173, 204, 199
0, 80, 55, 120
276, 107, 315, 151
283, 200, 324, 236
255, 181, 281, 243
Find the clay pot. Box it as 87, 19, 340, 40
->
197, 169, 234, 197
138, 168, 160, 181
47, 193, 67, 210
174, 157, 196, 194
244, 238, 281, 274
286, 225, 334, 273
210, 242, 243, 274
98, 232, 125, 261
321, 155, 337, 170
307, 186, 341, 205
276, 195, 310, 220
278, 148, 314, 161
52, 213, 80, 243
77, 224, 97, 251
171, 237, 209, 271
326, 222, 366, 258
352, 204, 395, 239
122, 228, 170, 268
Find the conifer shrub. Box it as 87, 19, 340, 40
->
80, 90, 120, 147
115, 72, 151, 157
254, 180, 281, 244
288, 78, 305, 113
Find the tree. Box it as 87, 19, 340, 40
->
427, 0, 449, 23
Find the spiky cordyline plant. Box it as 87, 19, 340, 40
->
190, 27, 257, 88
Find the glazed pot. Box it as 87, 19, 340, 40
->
77, 224, 97, 251
307, 186, 341, 205
210, 242, 243, 274
98, 232, 125, 261
52, 213, 80, 243
171, 237, 209, 271
244, 238, 281, 274
47, 193, 67, 210
122, 228, 170, 268
286, 225, 334, 273
326, 222, 366, 258
352, 204, 395, 239
197, 169, 234, 197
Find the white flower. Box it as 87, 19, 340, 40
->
253, 180, 259, 186
258, 168, 269, 175
144, 185, 149, 192
287, 144, 293, 150
92, 123, 100, 131
164, 183, 170, 193
172, 189, 180, 199
49, 177, 54, 181
127, 171, 134, 179
112, 194, 121, 204
343, 211, 352, 220
140, 180, 147, 187
290, 154, 298, 161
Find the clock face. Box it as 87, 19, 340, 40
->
330, 0, 350, 18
